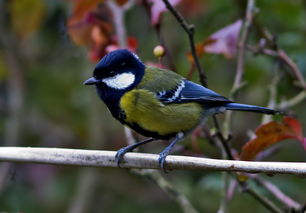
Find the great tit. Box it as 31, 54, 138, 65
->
84, 49, 280, 171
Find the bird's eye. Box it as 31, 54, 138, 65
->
121, 62, 126, 66
109, 70, 115, 75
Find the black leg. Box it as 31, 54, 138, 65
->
115, 137, 155, 167
158, 133, 184, 173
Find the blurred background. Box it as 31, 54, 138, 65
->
0, 0, 305, 212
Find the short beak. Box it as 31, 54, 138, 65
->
83, 77, 99, 85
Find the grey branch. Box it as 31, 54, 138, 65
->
0, 147, 306, 175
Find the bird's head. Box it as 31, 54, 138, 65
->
83, 49, 145, 91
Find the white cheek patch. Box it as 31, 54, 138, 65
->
102, 72, 135, 90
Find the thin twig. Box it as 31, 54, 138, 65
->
223, 1, 288, 212
218, 172, 230, 213
107, 0, 128, 48
244, 186, 283, 213
253, 176, 301, 210
262, 59, 281, 124
223, 0, 257, 142
278, 91, 306, 110
1, 147, 306, 175
232, 0, 256, 96
278, 50, 306, 89
212, 116, 234, 160
247, 45, 306, 90
134, 169, 199, 213
161, 0, 207, 86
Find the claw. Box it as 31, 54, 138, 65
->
114, 138, 156, 168
157, 133, 184, 173
158, 152, 169, 173
115, 147, 129, 167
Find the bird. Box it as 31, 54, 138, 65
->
83, 49, 281, 171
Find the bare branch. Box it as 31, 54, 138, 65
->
244, 186, 283, 213
247, 45, 306, 90
232, 0, 257, 96
0, 147, 306, 175
278, 91, 306, 110
161, 0, 207, 86
253, 176, 301, 210
134, 169, 199, 213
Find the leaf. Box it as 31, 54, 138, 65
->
68, 0, 104, 26
195, 20, 242, 59
240, 117, 306, 161
67, 0, 112, 46
67, 1, 115, 61
148, 0, 182, 26
115, 0, 129, 6
9, 0, 45, 39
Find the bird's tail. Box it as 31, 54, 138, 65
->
224, 103, 282, 115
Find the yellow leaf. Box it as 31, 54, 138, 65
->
9, 0, 45, 39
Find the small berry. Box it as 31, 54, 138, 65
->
153, 45, 165, 57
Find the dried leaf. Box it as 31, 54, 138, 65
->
240, 117, 306, 161
67, 1, 115, 61
195, 20, 242, 59
148, 0, 182, 26
115, 0, 129, 6
67, 0, 112, 45
68, 0, 104, 26
9, 0, 45, 39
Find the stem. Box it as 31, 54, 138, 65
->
107, 1, 128, 47
278, 50, 306, 90
212, 116, 234, 160
232, 0, 256, 96
278, 91, 306, 110
246, 45, 306, 90
161, 0, 207, 86
134, 169, 199, 213
244, 187, 283, 213
253, 176, 301, 210
224, 0, 257, 141
261, 60, 280, 124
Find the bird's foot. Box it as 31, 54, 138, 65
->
158, 133, 184, 173
158, 147, 172, 173
115, 138, 156, 167
115, 146, 134, 167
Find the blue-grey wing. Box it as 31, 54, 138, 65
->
157, 79, 232, 104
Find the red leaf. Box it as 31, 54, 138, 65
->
196, 20, 242, 59
240, 117, 306, 161
148, 0, 182, 26
67, 0, 104, 26
67, 1, 113, 45
67, 1, 116, 61
115, 0, 129, 6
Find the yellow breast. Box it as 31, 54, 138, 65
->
120, 89, 203, 136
